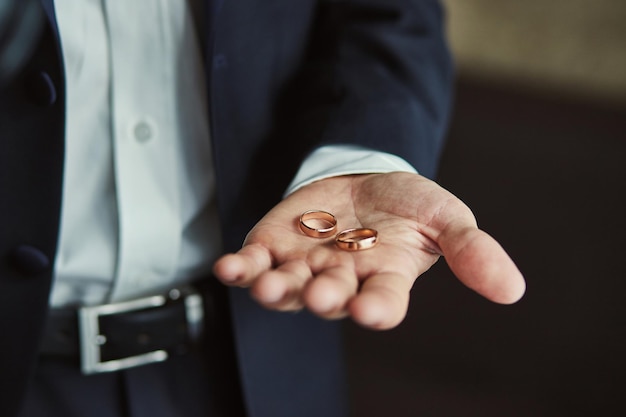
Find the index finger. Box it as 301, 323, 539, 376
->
213, 243, 273, 287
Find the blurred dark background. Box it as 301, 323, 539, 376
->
344, 1, 626, 416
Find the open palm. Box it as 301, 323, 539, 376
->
213, 172, 525, 330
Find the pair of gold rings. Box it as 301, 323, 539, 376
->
298, 210, 378, 251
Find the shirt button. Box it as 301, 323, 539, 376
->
134, 121, 153, 143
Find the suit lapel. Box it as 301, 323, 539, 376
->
39, 0, 59, 34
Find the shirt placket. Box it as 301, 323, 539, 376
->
105, 0, 181, 302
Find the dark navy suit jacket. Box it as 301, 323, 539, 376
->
0, 1, 453, 416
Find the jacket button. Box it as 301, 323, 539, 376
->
12, 245, 51, 275
213, 54, 229, 70
25, 71, 57, 106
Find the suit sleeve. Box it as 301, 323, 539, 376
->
291, 0, 454, 179
207, 0, 454, 248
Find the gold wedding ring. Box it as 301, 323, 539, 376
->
299, 210, 338, 238
335, 228, 378, 251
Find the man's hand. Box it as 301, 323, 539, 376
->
213, 172, 525, 330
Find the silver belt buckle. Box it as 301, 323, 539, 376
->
78, 289, 204, 375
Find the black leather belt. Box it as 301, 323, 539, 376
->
40, 288, 204, 374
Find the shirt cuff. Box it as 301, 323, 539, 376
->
285, 145, 418, 196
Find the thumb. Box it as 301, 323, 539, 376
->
438, 224, 526, 304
